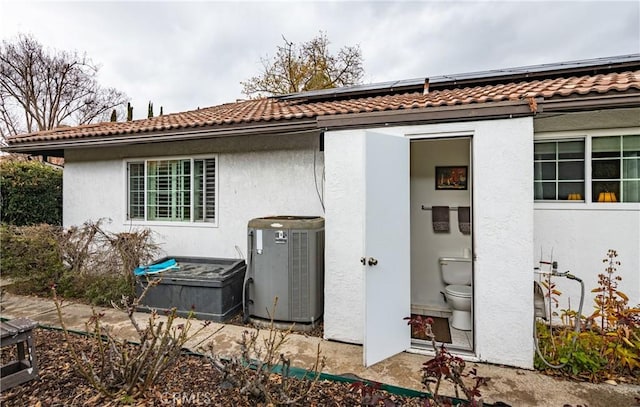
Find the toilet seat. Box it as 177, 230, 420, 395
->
445, 284, 472, 298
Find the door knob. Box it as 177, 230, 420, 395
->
360, 257, 366, 265
367, 257, 378, 266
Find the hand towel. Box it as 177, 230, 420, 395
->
432, 206, 450, 233
458, 206, 471, 235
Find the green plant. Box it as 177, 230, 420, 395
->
586, 250, 640, 376
82, 273, 133, 306
0, 158, 62, 226
1, 220, 158, 305
534, 322, 607, 381
538, 265, 563, 354
534, 250, 640, 381
0, 224, 67, 295
201, 298, 325, 405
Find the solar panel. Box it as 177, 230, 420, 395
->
430, 54, 640, 84
276, 79, 423, 100
275, 54, 640, 102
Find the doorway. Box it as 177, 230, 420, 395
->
409, 137, 473, 352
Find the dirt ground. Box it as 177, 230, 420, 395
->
0, 329, 430, 406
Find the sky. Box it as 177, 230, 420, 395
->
0, 0, 639, 120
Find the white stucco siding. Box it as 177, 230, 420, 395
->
534, 209, 640, 311
63, 133, 325, 259
323, 130, 366, 343
63, 160, 125, 226
324, 119, 536, 369
472, 118, 535, 368
369, 119, 535, 368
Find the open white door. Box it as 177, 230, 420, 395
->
363, 131, 411, 367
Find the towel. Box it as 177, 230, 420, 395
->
134, 258, 179, 276
458, 206, 471, 235
432, 206, 450, 233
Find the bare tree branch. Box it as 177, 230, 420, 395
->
0, 34, 129, 144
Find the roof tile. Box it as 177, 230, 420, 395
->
7, 70, 640, 145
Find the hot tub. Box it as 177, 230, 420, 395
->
136, 257, 246, 322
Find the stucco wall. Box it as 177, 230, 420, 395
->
324, 118, 535, 369
534, 206, 640, 311
63, 133, 325, 259
471, 118, 534, 368
323, 131, 366, 343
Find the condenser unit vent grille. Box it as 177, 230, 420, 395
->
291, 231, 309, 320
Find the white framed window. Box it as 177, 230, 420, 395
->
126, 156, 217, 223
592, 135, 640, 203
534, 140, 585, 201
534, 132, 640, 203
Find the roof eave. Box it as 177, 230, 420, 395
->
539, 91, 640, 113
2, 118, 319, 155
316, 99, 540, 130
317, 92, 640, 130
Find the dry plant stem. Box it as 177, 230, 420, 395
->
59, 219, 160, 286
53, 288, 115, 398
53, 275, 214, 400
203, 297, 325, 404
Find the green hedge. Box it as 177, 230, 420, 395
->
0, 222, 149, 306
0, 224, 68, 296
1, 160, 62, 226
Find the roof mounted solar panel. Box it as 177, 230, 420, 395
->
275, 54, 640, 102
275, 78, 425, 101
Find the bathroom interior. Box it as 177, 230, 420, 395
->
410, 137, 473, 352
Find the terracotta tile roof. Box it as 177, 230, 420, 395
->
6, 70, 640, 145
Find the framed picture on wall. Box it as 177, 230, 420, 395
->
435, 166, 468, 190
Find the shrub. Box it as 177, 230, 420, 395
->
585, 250, 640, 376
534, 322, 607, 380
0, 159, 62, 226
0, 224, 67, 295
53, 283, 215, 400
1, 220, 158, 305
535, 250, 640, 381
82, 273, 134, 306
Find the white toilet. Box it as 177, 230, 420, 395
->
440, 257, 473, 331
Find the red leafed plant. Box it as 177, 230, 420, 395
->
349, 381, 396, 407
405, 315, 489, 406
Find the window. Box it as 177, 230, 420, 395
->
534, 140, 585, 200
127, 157, 216, 222
534, 134, 640, 203
592, 135, 640, 203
